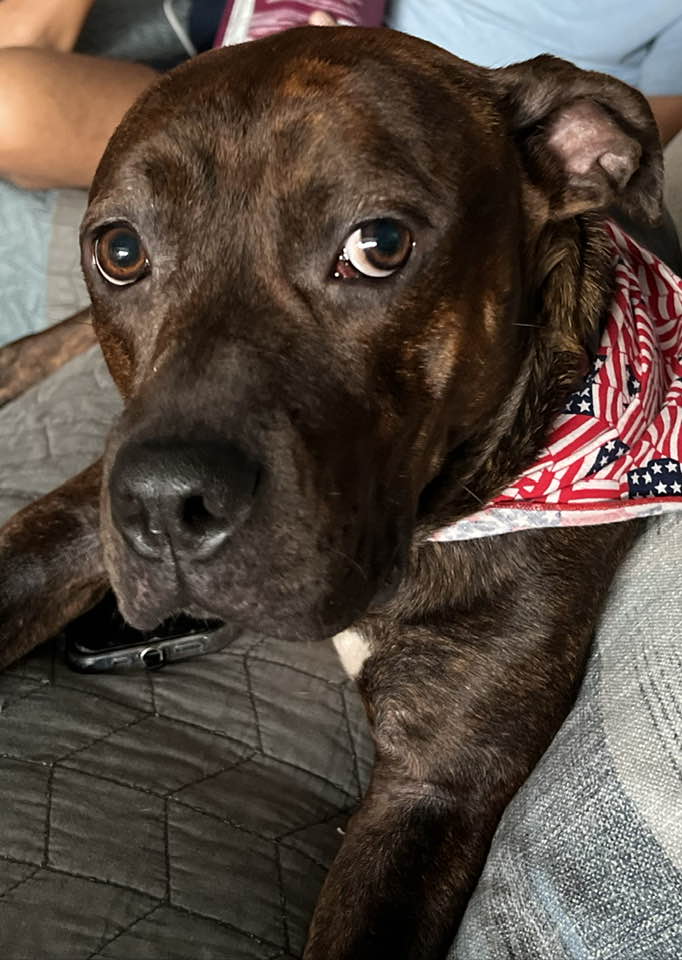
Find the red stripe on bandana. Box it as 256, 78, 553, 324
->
432, 220, 682, 542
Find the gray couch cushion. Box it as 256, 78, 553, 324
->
453, 513, 682, 958
0, 184, 93, 348
0, 349, 680, 958
0, 184, 62, 349
0, 347, 112, 522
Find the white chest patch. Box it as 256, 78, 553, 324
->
332, 628, 372, 678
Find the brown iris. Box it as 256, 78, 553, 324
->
334, 219, 414, 279
94, 225, 149, 286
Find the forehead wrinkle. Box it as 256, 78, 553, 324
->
140, 135, 219, 207
115, 50, 462, 225
252, 100, 450, 216
252, 50, 466, 194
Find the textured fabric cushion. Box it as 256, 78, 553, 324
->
0, 182, 101, 348
0, 184, 62, 348
0, 348, 114, 522
1, 350, 681, 958
453, 512, 682, 958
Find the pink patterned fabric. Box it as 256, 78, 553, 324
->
214, 0, 385, 46
433, 221, 682, 542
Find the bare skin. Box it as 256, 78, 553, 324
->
0, 0, 95, 51
649, 95, 682, 146
0, 48, 158, 190
0, 0, 153, 188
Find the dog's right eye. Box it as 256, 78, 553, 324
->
333, 219, 414, 280
94, 225, 149, 286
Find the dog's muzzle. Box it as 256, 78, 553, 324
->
109, 438, 261, 562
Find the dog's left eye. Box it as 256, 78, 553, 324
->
333, 219, 414, 280
94, 225, 149, 286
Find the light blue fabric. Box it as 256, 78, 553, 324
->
0, 182, 56, 348
387, 1, 682, 94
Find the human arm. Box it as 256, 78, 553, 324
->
0, 0, 96, 51
0, 48, 158, 189
647, 95, 682, 146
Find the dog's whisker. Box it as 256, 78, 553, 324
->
328, 546, 368, 583
461, 484, 484, 504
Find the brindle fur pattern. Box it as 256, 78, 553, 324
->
0, 310, 97, 408
0, 28, 663, 959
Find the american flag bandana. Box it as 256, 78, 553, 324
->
432, 220, 682, 542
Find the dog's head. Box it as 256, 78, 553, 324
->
81, 27, 662, 637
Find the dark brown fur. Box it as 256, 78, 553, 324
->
0, 28, 665, 959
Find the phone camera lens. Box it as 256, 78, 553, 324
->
141, 647, 164, 669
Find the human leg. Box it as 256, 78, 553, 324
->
0, 47, 157, 190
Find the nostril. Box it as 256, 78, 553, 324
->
113, 495, 167, 559
175, 494, 233, 559
182, 494, 214, 530
174, 491, 233, 560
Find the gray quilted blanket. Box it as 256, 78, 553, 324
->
1, 349, 680, 959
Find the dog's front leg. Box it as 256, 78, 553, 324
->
0, 459, 107, 670
304, 766, 500, 960
305, 612, 596, 960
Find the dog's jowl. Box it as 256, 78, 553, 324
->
1, 26, 679, 960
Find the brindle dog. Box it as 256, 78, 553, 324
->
0, 27, 667, 959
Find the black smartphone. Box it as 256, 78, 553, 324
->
63, 590, 231, 672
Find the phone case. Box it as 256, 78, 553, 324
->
62, 592, 233, 673
65, 626, 234, 672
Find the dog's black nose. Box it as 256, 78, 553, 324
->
109, 439, 260, 561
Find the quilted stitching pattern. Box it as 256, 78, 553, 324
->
0, 348, 119, 525
0, 634, 373, 959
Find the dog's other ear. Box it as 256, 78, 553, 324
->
495, 55, 663, 224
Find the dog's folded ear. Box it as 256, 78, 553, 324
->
494, 55, 663, 224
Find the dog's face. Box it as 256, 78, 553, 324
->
81, 28, 660, 637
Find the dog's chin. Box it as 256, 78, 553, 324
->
119, 600, 337, 643
110, 572, 338, 641
113, 586, 186, 633
112, 573, 383, 643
